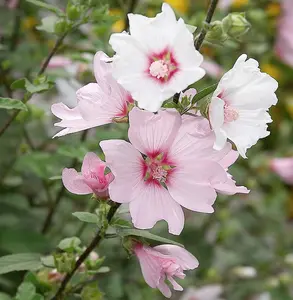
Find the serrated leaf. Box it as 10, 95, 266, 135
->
15, 282, 36, 300
26, 0, 64, 16
72, 212, 99, 224
0, 253, 42, 275
0, 98, 27, 111
36, 15, 58, 33
191, 83, 217, 105
58, 237, 81, 251
117, 229, 184, 247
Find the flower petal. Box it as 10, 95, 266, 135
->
62, 168, 92, 195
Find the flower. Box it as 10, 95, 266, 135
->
134, 243, 198, 298
275, 0, 293, 68
47, 56, 72, 69
109, 3, 205, 112
201, 59, 224, 79
270, 157, 293, 185
209, 54, 278, 158
62, 152, 114, 198
100, 108, 248, 235
180, 285, 224, 300
51, 51, 133, 137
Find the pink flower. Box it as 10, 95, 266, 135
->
51, 51, 133, 137
201, 59, 224, 79
271, 157, 293, 185
62, 152, 114, 198
100, 108, 248, 235
275, 0, 293, 67
134, 243, 199, 298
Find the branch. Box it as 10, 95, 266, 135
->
51, 202, 121, 300
0, 33, 67, 139
195, 0, 219, 50
41, 130, 88, 234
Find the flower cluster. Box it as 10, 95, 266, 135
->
52, 3, 278, 298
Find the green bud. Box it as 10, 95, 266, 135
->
54, 252, 76, 273
54, 18, 68, 35
205, 21, 227, 44
198, 95, 212, 119
67, 5, 82, 21
222, 13, 251, 39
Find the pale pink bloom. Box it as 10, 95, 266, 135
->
109, 3, 205, 112
209, 54, 278, 158
47, 56, 72, 69
201, 59, 224, 79
100, 108, 248, 235
51, 51, 133, 137
62, 152, 114, 198
180, 284, 224, 300
270, 157, 293, 185
218, 0, 232, 11
134, 243, 198, 298
275, 0, 293, 67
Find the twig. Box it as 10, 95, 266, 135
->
195, 0, 219, 50
51, 203, 121, 300
41, 130, 88, 234
0, 33, 68, 139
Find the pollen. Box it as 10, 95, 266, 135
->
224, 104, 239, 122
149, 60, 169, 79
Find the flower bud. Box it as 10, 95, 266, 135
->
205, 21, 227, 44
54, 253, 75, 273
232, 266, 257, 278
67, 5, 82, 21
54, 19, 68, 35
222, 13, 251, 39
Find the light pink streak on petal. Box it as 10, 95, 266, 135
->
129, 183, 184, 235
51, 103, 81, 120
157, 277, 172, 298
128, 107, 181, 157
100, 140, 144, 203
93, 51, 113, 91
179, 88, 197, 102
154, 245, 199, 270
81, 152, 105, 176
218, 149, 239, 169
62, 168, 93, 195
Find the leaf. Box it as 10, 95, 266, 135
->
36, 15, 58, 33
0, 98, 27, 111
15, 283, 36, 300
110, 217, 132, 228
26, 0, 64, 16
10, 78, 54, 94
81, 283, 103, 300
0, 293, 12, 300
191, 83, 217, 105
0, 253, 42, 275
72, 212, 99, 224
58, 237, 81, 251
10, 78, 26, 90
41, 255, 55, 268
117, 229, 184, 247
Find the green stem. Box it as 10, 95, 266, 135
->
51, 203, 121, 300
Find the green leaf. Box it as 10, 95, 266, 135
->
117, 229, 184, 247
111, 217, 132, 228
0, 253, 42, 275
15, 283, 36, 300
191, 83, 217, 105
36, 15, 58, 33
0, 98, 27, 111
72, 212, 99, 224
58, 237, 81, 251
32, 295, 44, 300
0, 292, 12, 300
41, 255, 55, 268
26, 0, 64, 16
10, 78, 53, 94
10, 78, 26, 90
81, 283, 103, 300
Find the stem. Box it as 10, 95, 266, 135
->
51, 203, 121, 300
41, 130, 88, 234
195, 0, 219, 50
0, 33, 67, 139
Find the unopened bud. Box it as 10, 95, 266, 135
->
222, 13, 251, 39
67, 5, 82, 21
54, 253, 75, 273
205, 21, 227, 44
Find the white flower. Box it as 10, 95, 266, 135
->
209, 54, 278, 158
180, 285, 224, 300
109, 3, 205, 112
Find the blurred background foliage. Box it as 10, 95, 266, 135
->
0, 0, 293, 299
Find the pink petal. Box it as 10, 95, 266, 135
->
93, 51, 112, 88
100, 140, 144, 203
157, 277, 172, 298
62, 168, 93, 195
154, 245, 199, 270
218, 149, 239, 169
214, 179, 250, 195
271, 157, 293, 184
51, 103, 81, 120
128, 108, 181, 157
129, 183, 184, 235
47, 56, 72, 69
81, 152, 105, 176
